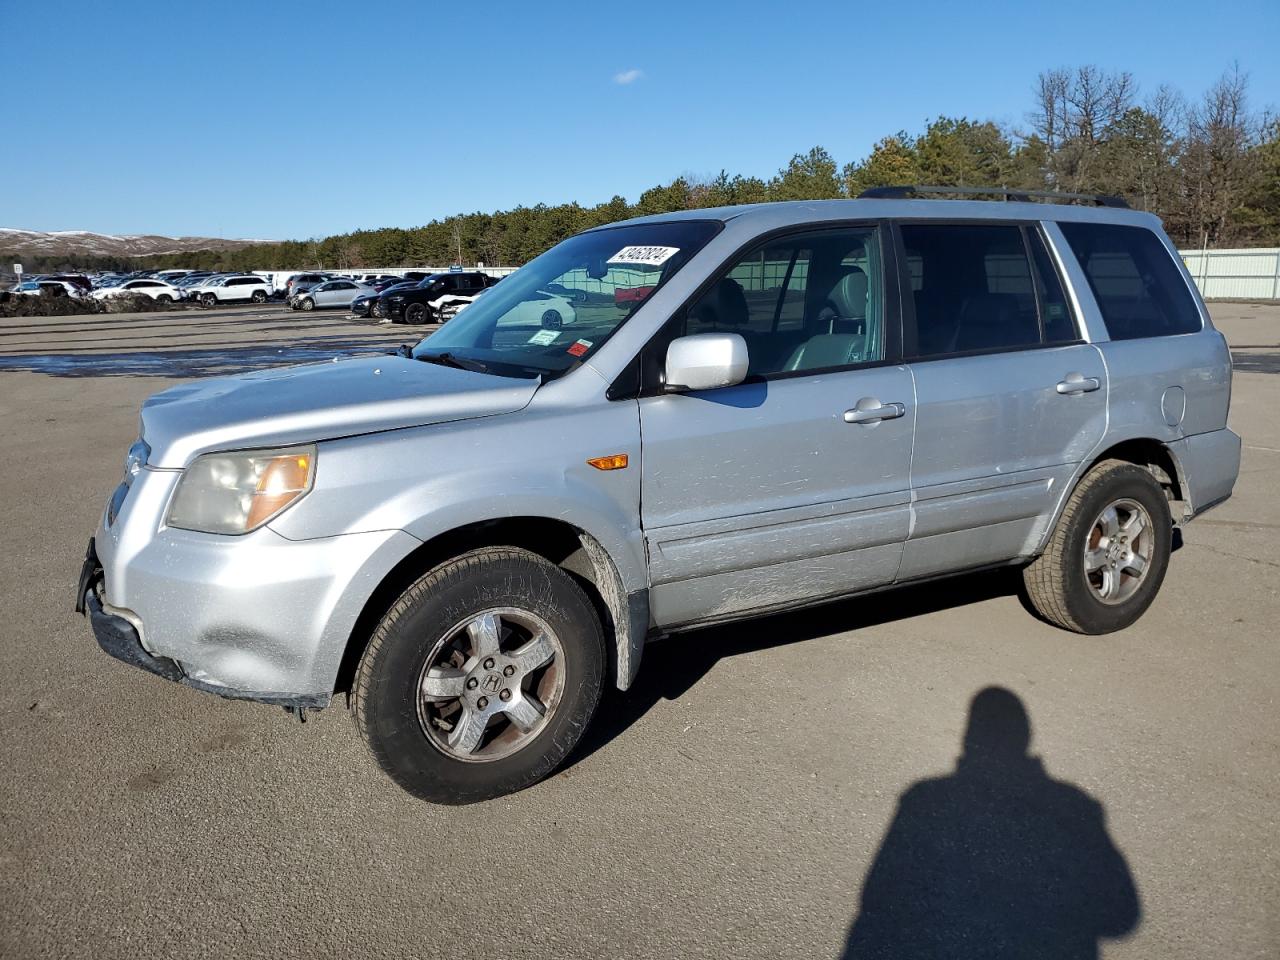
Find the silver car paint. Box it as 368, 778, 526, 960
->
140, 356, 539, 468
92, 198, 1240, 702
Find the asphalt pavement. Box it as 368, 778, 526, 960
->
0, 302, 1276, 959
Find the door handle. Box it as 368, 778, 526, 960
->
1056, 373, 1101, 395
843, 400, 906, 424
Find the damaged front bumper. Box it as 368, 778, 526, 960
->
79, 538, 329, 710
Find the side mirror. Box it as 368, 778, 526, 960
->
664, 333, 749, 392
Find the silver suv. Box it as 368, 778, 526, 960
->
78, 189, 1240, 804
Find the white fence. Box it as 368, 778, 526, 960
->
1179, 248, 1280, 300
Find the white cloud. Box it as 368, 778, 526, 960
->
613, 68, 643, 85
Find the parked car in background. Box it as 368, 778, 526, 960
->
488, 289, 577, 328
291, 279, 374, 311
284, 273, 337, 299
189, 274, 272, 305
382, 271, 500, 324
91, 279, 183, 303
11, 280, 83, 297
47, 274, 93, 293
353, 280, 418, 318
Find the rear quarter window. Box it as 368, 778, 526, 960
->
1059, 223, 1201, 340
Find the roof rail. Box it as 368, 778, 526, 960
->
857, 185, 1129, 209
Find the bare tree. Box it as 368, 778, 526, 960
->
1183, 65, 1258, 245
1031, 66, 1137, 190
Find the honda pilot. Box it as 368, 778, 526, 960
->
78, 188, 1240, 804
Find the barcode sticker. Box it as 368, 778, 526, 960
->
607, 245, 680, 267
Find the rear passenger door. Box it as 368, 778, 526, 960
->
896, 221, 1107, 580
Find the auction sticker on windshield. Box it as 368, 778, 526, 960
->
527, 329, 559, 346
608, 246, 679, 267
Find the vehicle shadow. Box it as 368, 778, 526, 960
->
841, 687, 1141, 958
574, 567, 1023, 765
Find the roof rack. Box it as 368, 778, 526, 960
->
857, 185, 1129, 209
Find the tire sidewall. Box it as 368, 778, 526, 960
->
358, 553, 604, 803
1059, 467, 1172, 634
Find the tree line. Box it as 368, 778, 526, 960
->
11, 64, 1278, 275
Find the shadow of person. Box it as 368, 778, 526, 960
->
843, 687, 1141, 960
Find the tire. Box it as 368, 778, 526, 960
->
299, 297, 315, 312
200, 293, 216, 307
353, 547, 605, 804
541, 308, 563, 330
156, 294, 173, 304
1022, 459, 1172, 634
251, 290, 267, 304
372, 300, 386, 319
404, 302, 427, 325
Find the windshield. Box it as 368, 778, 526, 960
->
412, 220, 719, 378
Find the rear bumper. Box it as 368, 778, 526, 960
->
1170, 428, 1242, 521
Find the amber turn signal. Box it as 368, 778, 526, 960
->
586, 454, 629, 471
246, 453, 314, 528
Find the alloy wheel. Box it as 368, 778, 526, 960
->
1084, 498, 1154, 605
416, 607, 565, 762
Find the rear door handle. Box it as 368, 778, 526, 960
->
843, 400, 906, 424
1056, 373, 1101, 395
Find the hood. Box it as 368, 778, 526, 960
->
141, 355, 539, 468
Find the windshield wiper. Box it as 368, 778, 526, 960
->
415, 351, 490, 373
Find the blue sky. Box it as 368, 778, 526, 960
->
2, 0, 1276, 240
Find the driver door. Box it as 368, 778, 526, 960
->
638, 224, 916, 627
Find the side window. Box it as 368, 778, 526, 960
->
686, 226, 884, 376
1027, 229, 1077, 343
900, 223, 1041, 357
1059, 223, 1201, 340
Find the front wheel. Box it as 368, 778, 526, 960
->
353, 547, 605, 804
1022, 459, 1172, 634
299, 297, 315, 312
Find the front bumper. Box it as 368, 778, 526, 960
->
85, 468, 420, 705
83, 578, 328, 708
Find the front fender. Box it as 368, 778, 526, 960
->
268, 401, 647, 594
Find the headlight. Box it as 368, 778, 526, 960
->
167, 445, 316, 535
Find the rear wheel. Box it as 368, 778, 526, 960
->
200, 293, 216, 307
1022, 459, 1172, 634
156, 294, 173, 304
251, 289, 268, 304
404, 302, 427, 325
353, 547, 605, 804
